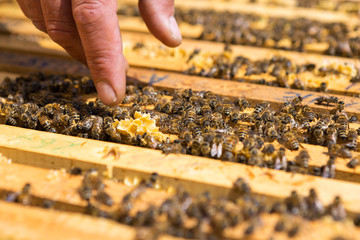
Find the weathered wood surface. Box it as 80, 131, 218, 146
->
2, 49, 360, 118
0, 201, 186, 240
2, 0, 356, 24
0, 161, 169, 213
1, 125, 360, 215
1, 22, 360, 96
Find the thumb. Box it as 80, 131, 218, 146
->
138, 0, 182, 47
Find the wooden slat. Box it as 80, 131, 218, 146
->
126, 67, 360, 118
2, 161, 360, 239
0, 161, 169, 213
2, 48, 359, 118
4, 47, 360, 120
1, 51, 360, 181
1, 22, 360, 96
2, 3, 360, 58
3, 0, 356, 25
1, 125, 360, 215
117, 0, 360, 25
0, 201, 183, 240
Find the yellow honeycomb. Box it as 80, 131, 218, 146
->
115, 111, 164, 141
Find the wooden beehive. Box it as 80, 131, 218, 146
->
0, 0, 360, 239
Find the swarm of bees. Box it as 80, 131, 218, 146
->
0, 73, 359, 178
1, 174, 356, 239
129, 42, 359, 93
117, 4, 360, 58
181, 45, 360, 91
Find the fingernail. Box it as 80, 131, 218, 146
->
169, 16, 182, 43
95, 81, 117, 105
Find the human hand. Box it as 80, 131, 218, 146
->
16, 0, 182, 105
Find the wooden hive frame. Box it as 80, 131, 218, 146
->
0, 1, 360, 239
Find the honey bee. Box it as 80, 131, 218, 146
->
119, 184, 147, 216
311, 126, 325, 145
180, 129, 193, 145
126, 85, 140, 95
287, 224, 299, 238
229, 110, 240, 123
191, 135, 204, 156
285, 191, 306, 215
200, 142, 211, 157
332, 100, 345, 114
253, 120, 264, 137
77, 116, 94, 132
38, 114, 53, 132
325, 125, 337, 146
199, 116, 211, 128
322, 155, 336, 178
254, 102, 270, 114
265, 123, 278, 142
69, 166, 82, 175
211, 134, 223, 158
274, 147, 287, 170
171, 101, 185, 116
82, 169, 105, 191
43, 199, 55, 209
235, 98, 250, 110
222, 135, 238, 161
302, 106, 316, 122
90, 116, 104, 140
16, 183, 32, 206
280, 101, 292, 113
85, 202, 110, 218
104, 116, 121, 143
274, 217, 287, 232
315, 96, 338, 106
122, 94, 137, 104
329, 144, 352, 158
282, 132, 300, 150
184, 107, 196, 125
222, 103, 233, 117
20, 111, 38, 129
304, 189, 324, 220
318, 82, 328, 92
347, 158, 359, 169
78, 185, 92, 201
328, 196, 346, 221
290, 96, 303, 109
247, 148, 264, 167
95, 188, 114, 206
236, 124, 248, 141
292, 78, 305, 90
295, 149, 310, 171
349, 115, 358, 123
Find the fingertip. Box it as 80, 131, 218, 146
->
138, 0, 182, 48
168, 15, 182, 47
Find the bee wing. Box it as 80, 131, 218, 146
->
217, 142, 223, 159
211, 143, 218, 157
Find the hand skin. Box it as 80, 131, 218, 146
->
16, 0, 182, 105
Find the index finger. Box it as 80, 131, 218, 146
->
72, 0, 126, 105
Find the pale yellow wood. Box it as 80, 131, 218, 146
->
1, 21, 360, 96
126, 67, 360, 118
0, 125, 360, 215
2, 161, 360, 239
0, 161, 169, 213
117, 0, 360, 26
0, 201, 184, 240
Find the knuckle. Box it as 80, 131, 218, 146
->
87, 49, 117, 74
32, 20, 47, 33
45, 20, 75, 45
73, 1, 105, 26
